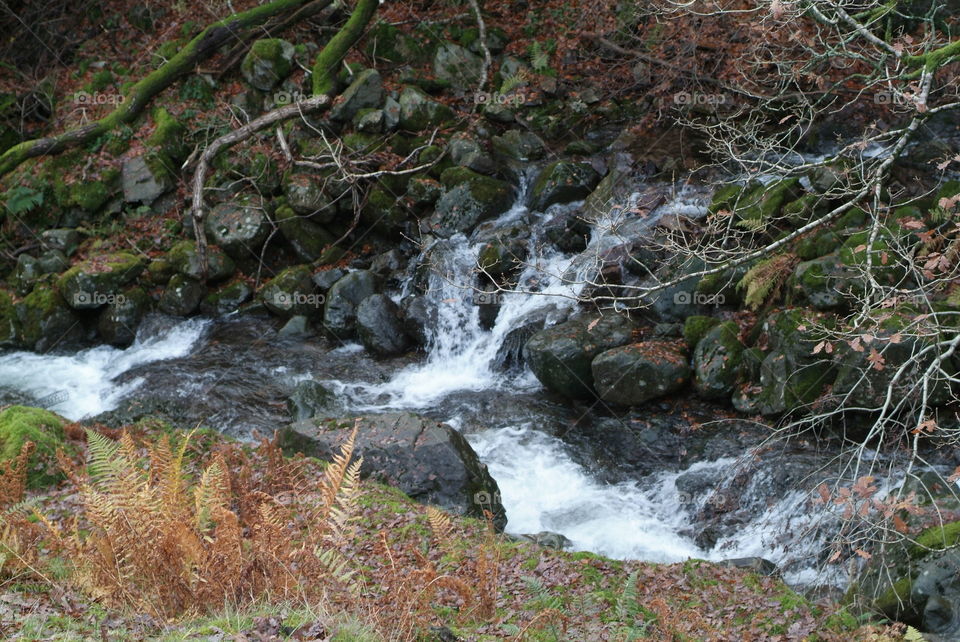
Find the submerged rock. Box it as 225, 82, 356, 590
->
279, 412, 506, 528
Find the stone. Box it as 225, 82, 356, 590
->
693, 321, 745, 400
330, 69, 385, 122
591, 341, 691, 406
121, 154, 172, 204
355, 294, 410, 356
158, 274, 205, 316
57, 252, 145, 310
97, 287, 149, 346
278, 412, 506, 528
259, 265, 321, 319
240, 38, 295, 91
204, 197, 272, 259
398, 86, 454, 131
528, 161, 601, 211
323, 270, 381, 339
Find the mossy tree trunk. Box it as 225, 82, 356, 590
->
0, 0, 316, 177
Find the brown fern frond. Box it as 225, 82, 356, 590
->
737, 252, 799, 310
426, 506, 454, 551
316, 420, 361, 523
0, 441, 34, 508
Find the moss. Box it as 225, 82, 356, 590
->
683, 315, 720, 349
735, 178, 801, 223
796, 230, 841, 260
146, 107, 188, 163
708, 183, 745, 215
0, 405, 67, 487
244, 38, 292, 77
911, 520, 960, 556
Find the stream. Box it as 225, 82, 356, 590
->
0, 172, 889, 591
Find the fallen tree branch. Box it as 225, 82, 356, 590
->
190, 95, 331, 277
0, 0, 317, 177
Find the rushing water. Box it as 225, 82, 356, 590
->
0, 174, 861, 588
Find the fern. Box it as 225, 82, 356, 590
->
500, 68, 530, 94
529, 41, 550, 72
4, 186, 43, 216
737, 253, 798, 310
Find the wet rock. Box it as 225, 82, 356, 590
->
312, 267, 346, 293
592, 340, 691, 406
528, 161, 601, 211
205, 197, 272, 260
15, 288, 84, 352
97, 287, 149, 346
513, 531, 573, 550
792, 253, 861, 310
167, 240, 235, 282
355, 108, 385, 133
286, 380, 339, 421
716, 557, 778, 577
523, 314, 636, 399
492, 305, 567, 372
428, 168, 515, 237
693, 321, 744, 400
159, 274, 205, 316
356, 294, 410, 356
57, 252, 145, 310
330, 68, 384, 122
399, 295, 436, 347
398, 86, 454, 130
472, 218, 529, 277
240, 38, 295, 91
543, 209, 590, 253
278, 315, 313, 338
279, 412, 506, 528
259, 265, 320, 319
200, 279, 253, 316
323, 270, 381, 339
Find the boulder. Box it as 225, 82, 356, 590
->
399, 295, 436, 347
278, 412, 506, 528
275, 204, 337, 263
523, 314, 636, 399
97, 287, 150, 346
428, 168, 515, 237
121, 154, 172, 205
286, 380, 339, 421
283, 172, 338, 221
433, 42, 484, 91
491, 129, 546, 162
330, 69, 385, 122
693, 321, 745, 400
200, 280, 253, 316
158, 274, 205, 316
240, 38, 295, 91
323, 270, 381, 339
528, 161, 601, 211
398, 86, 454, 131
167, 240, 235, 282
15, 288, 83, 352
259, 265, 321, 319
57, 252, 145, 310
0, 405, 67, 488
355, 294, 410, 356
204, 197, 272, 259
591, 340, 691, 406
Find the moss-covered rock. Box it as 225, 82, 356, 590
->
167, 240, 235, 282
330, 68, 384, 122
523, 314, 636, 399
693, 321, 744, 400
592, 340, 690, 406
57, 252, 145, 310
527, 161, 601, 212
427, 168, 515, 237
259, 265, 321, 319
204, 196, 272, 260
146, 107, 188, 164
200, 279, 253, 316
275, 204, 337, 263
0, 405, 67, 488
158, 274, 205, 316
398, 86, 454, 131
682, 315, 720, 348
240, 38, 295, 91
432, 42, 483, 91
732, 179, 802, 225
